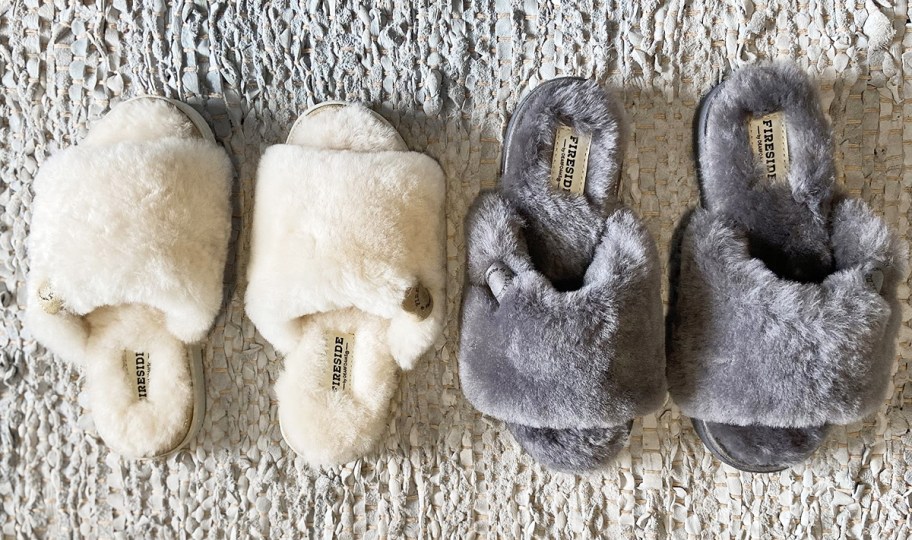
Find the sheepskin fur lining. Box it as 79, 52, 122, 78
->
696, 62, 835, 283
26, 98, 232, 458
245, 104, 445, 466
27, 102, 233, 365
501, 78, 627, 286
668, 200, 907, 428
275, 309, 399, 466
459, 79, 665, 471
85, 305, 193, 457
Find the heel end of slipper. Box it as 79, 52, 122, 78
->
278, 413, 383, 468
507, 422, 632, 473
691, 418, 830, 473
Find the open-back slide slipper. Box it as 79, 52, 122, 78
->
459, 78, 666, 473
26, 97, 233, 458
668, 63, 908, 472
246, 103, 446, 466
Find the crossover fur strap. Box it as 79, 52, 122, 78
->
245, 144, 445, 369
26, 138, 233, 366
459, 192, 666, 430
667, 200, 908, 428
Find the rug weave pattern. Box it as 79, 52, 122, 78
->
1, 1, 910, 538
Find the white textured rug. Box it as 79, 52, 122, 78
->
1, 1, 910, 538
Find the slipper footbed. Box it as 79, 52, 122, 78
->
85, 304, 193, 458
276, 309, 399, 466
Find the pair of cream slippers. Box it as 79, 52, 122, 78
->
26, 97, 446, 464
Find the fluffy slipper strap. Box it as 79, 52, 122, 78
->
667, 200, 908, 428
459, 192, 666, 430
26, 138, 233, 366
245, 145, 445, 369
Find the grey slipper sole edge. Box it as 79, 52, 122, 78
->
688, 77, 831, 473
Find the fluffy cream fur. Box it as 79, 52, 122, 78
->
246, 104, 445, 466
275, 309, 399, 466
26, 98, 232, 458
286, 103, 407, 151
84, 305, 193, 457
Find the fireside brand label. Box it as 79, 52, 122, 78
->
484, 262, 515, 301
549, 125, 591, 195
748, 111, 790, 184
123, 351, 150, 400
326, 332, 354, 392
402, 283, 433, 320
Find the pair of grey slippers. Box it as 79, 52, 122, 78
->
459, 63, 907, 473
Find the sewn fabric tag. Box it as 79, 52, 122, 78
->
865, 269, 884, 293
748, 111, 790, 184
326, 332, 354, 392
485, 262, 515, 301
549, 124, 591, 195
402, 283, 433, 320
123, 351, 150, 400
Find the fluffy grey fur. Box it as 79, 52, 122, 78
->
697, 62, 836, 282
669, 202, 906, 428
668, 63, 908, 431
501, 77, 628, 286
459, 79, 666, 472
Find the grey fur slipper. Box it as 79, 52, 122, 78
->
459, 78, 666, 472
668, 63, 908, 472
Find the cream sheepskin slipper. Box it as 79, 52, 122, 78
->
26, 97, 233, 459
246, 103, 446, 466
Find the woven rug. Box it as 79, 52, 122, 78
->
1, 1, 910, 538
